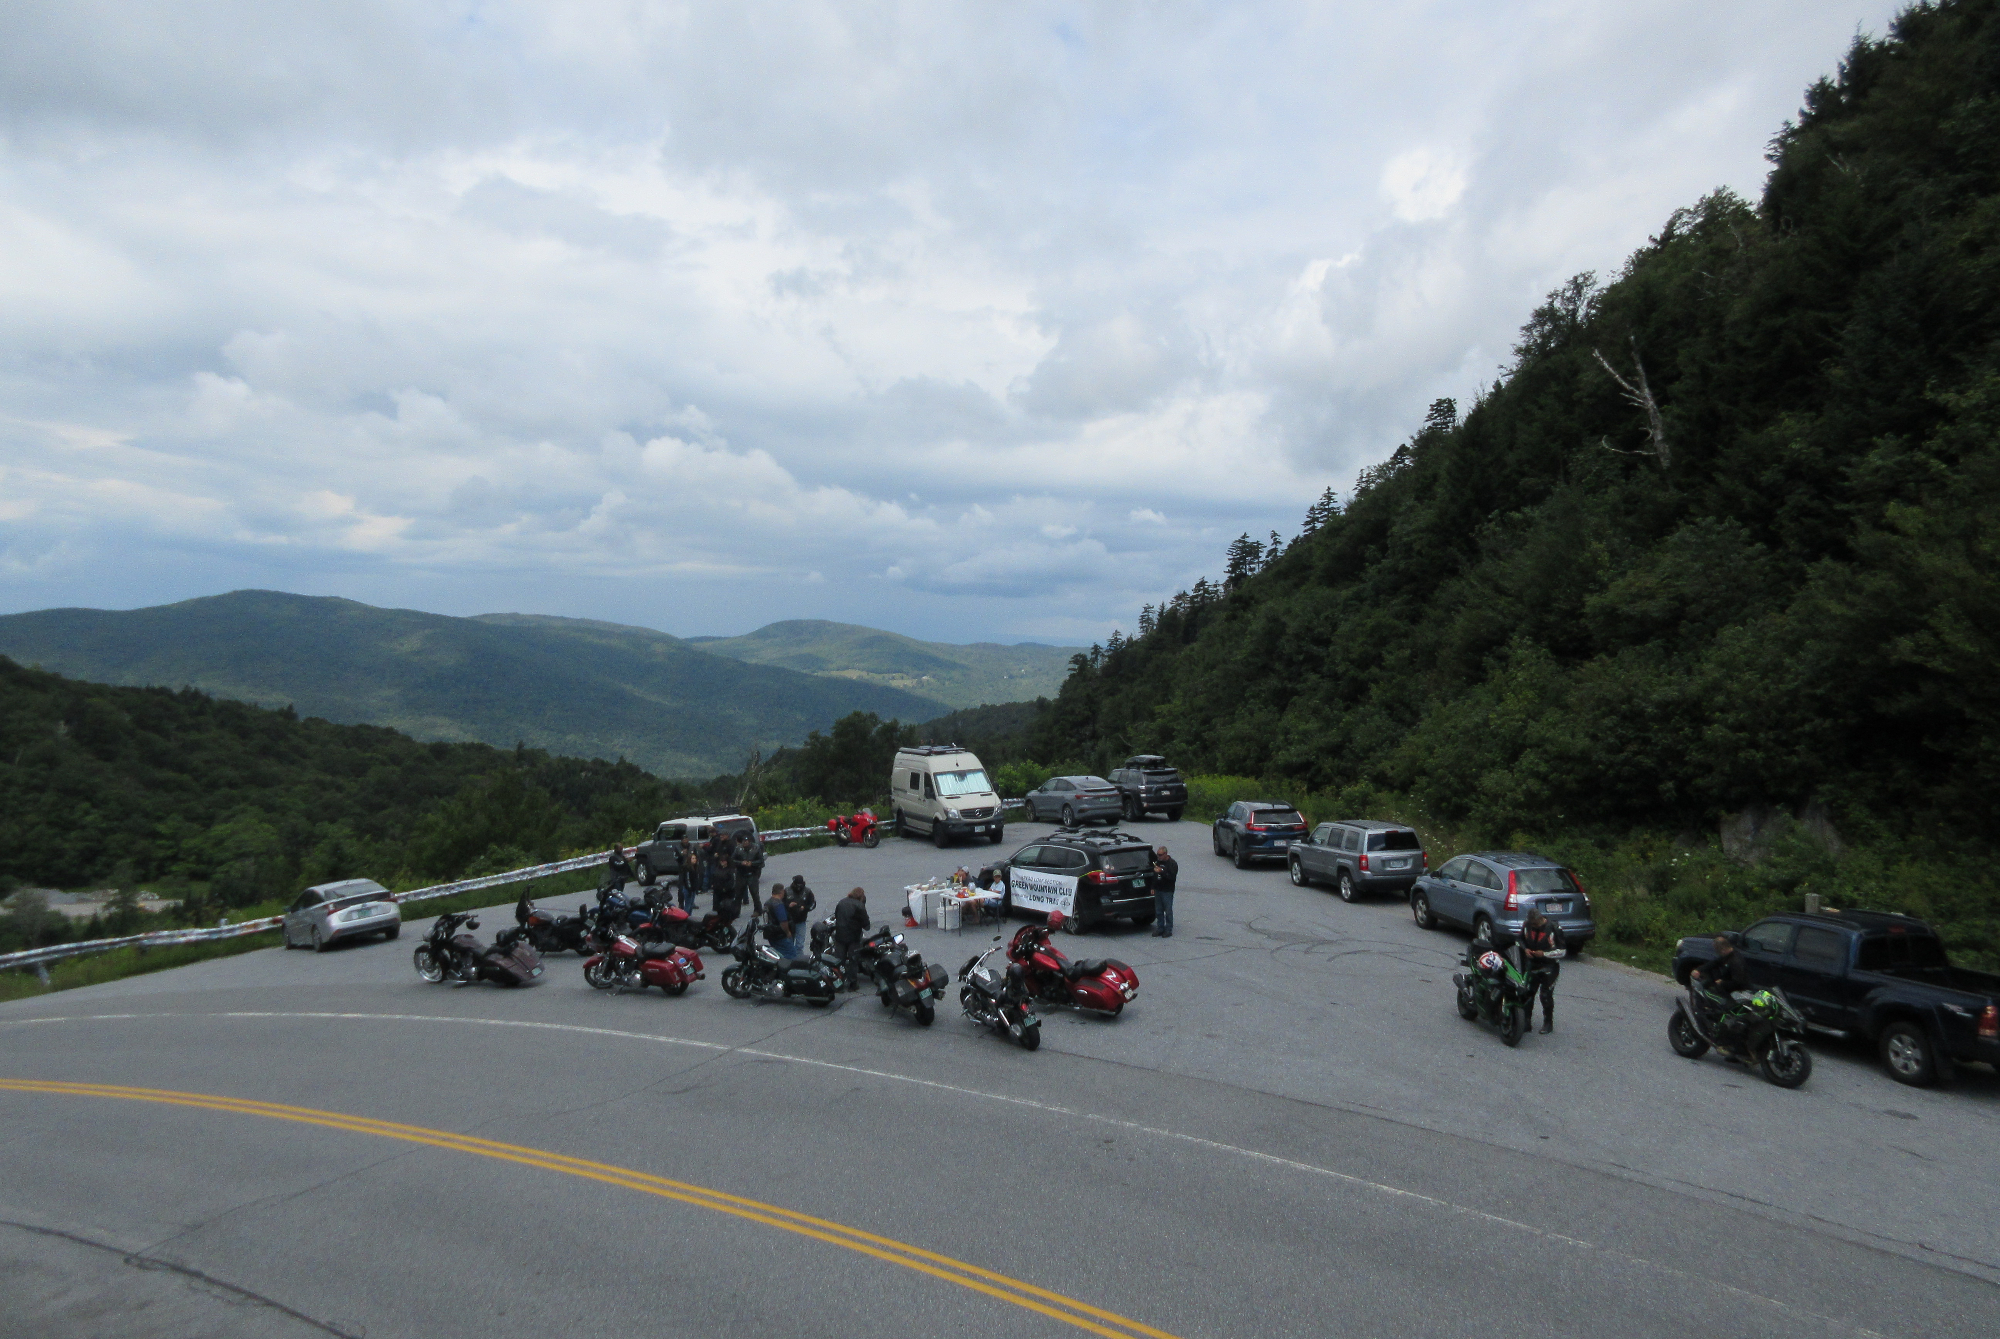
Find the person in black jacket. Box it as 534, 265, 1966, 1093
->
832, 888, 870, 989
1149, 846, 1178, 937
1518, 909, 1565, 1033
1691, 935, 1752, 1043
733, 832, 767, 912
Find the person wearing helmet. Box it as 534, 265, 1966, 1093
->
1518, 908, 1565, 1033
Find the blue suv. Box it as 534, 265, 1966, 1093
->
1212, 800, 1308, 869
1408, 851, 1595, 952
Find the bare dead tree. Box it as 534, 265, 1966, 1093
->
1593, 336, 1671, 470
733, 749, 764, 813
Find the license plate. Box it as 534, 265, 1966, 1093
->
1545, 901, 1570, 914
1131, 878, 1146, 889
1387, 858, 1409, 869
530, 966, 544, 977
974, 825, 987, 832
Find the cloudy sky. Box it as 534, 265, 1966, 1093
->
1, 1, 1901, 645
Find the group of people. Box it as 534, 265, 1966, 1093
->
604, 828, 767, 920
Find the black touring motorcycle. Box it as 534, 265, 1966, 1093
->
413, 912, 545, 987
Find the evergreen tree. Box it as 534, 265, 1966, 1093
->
1223, 533, 1264, 588
1301, 487, 1339, 534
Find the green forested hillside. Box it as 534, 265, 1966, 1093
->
1031, 3, 2000, 952
0, 655, 697, 907
0, 592, 945, 777
688, 620, 1078, 708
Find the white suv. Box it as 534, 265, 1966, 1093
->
890, 746, 1004, 848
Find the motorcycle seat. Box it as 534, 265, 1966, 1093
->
1066, 959, 1109, 980
639, 944, 678, 961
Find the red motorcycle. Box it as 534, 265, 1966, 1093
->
582, 933, 705, 996
1007, 916, 1138, 1018
826, 809, 882, 848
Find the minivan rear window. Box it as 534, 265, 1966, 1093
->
1367, 830, 1421, 852
1100, 848, 1153, 873
1253, 809, 1303, 826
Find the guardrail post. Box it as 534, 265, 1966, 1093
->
1803, 893, 1821, 915
33, 962, 51, 988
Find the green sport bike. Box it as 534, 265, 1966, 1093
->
1668, 983, 1813, 1089
1453, 940, 1553, 1047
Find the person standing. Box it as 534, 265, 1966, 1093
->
1518, 908, 1565, 1033
1150, 845, 1178, 937
734, 831, 767, 912
674, 834, 697, 912
832, 888, 870, 989
764, 882, 798, 958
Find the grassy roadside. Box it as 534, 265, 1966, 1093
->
1170, 775, 1999, 976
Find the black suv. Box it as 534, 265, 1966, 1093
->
1211, 800, 1308, 869
993, 828, 1160, 932
1287, 820, 1426, 901
1109, 755, 1187, 822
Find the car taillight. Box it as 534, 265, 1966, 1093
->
1980, 1005, 1998, 1040
1084, 870, 1112, 886
1358, 853, 1370, 872
1503, 871, 1519, 912
1245, 823, 1265, 832
1420, 851, 1429, 869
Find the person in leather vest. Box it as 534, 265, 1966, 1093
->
1518, 909, 1565, 1034
832, 888, 870, 989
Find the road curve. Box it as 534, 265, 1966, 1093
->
4, 819, 1996, 1338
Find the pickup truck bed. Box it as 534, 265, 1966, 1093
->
1675, 909, 1998, 1087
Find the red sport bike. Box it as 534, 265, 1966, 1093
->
1007, 916, 1138, 1018
826, 809, 882, 848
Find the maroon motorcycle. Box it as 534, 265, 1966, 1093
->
826, 809, 882, 848
583, 933, 705, 996
1007, 916, 1138, 1018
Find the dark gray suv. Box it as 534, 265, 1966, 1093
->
1287, 821, 1426, 901
1408, 852, 1595, 952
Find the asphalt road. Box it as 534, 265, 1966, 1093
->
4, 818, 1996, 1339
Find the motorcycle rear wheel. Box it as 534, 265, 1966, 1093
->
915, 1003, 935, 1026
1667, 1009, 1710, 1059
1501, 1005, 1525, 1047
661, 980, 689, 997
721, 965, 751, 999
1760, 1039, 1812, 1089
807, 995, 833, 1007
414, 947, 445, 983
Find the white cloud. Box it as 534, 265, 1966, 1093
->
0, 0, 1907, 642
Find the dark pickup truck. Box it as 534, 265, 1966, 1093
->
1109, 755, 1187, 823
1674, 910, 1999, 1087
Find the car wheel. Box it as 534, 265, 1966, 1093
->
311, 926, 328, 953
1061, 805, 1076, 827
989, 827, 1004, 844
1879, 1022, 1938, 1086
282, 925, 297, 949
1337, 869, 1358, 903
894, 810, 908, 838
635, 857, 655, 884
1288, 857, 1307, 888
1232, 838, 1250, 870
1410, 890, 1437, 930
933, 822, 950, 849
1212, 829, 1225, 857
1165, 808, 1183, 822
383, 924, 400, 941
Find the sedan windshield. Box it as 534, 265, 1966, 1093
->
934, 769, 992, 798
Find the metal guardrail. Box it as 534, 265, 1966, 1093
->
1, 807, 1028, 979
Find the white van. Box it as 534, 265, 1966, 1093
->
890, 745, 1004, 848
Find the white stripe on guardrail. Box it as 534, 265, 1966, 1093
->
1, 805, 1029, 976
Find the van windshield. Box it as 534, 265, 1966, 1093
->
934, 769, 992, 798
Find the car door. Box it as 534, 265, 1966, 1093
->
1303, 824, 1335, 877
1736, 919, 1795, 989
1428, 858, 1470, 922
1458, 859, 1499, 929
1780, 924, 1853, 1029
1335, 826, 1362, 883
283, 893, 311, 945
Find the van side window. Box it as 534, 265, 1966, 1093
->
908, 771, 921, 790
924, 774, 936, 799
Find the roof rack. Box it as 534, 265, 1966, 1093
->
899, 743, 967, 756
1050, 827, 1151, 844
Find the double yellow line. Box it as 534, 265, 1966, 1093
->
0, 1079, 1180, 1339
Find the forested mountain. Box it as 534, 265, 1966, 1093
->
0, 592, 944, 777
0, 655, 697, 900
1034, 1, 2000, 851
688, 620, 1078, 708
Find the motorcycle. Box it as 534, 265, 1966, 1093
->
582, 933, 705, 996
1006, 916, 1138, 1018
852, 926, 950, 1026
959, 946, 1042, 1050
515, 895, 591, 955
1669, 982, 1814, 1088
826, 809, 882, 848
1453, 939, 1548, 1047
413, 912, 545, 987
719, 921, 841, 1007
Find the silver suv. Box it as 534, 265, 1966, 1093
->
1288, 821, 1426, 901
1408, 852, 1594, 952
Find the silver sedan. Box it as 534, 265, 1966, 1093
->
282, 878, 402, 952
1023, 776, 1125, 827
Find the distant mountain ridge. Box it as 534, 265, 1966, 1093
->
688, 619, 1079, 708
0, 592, 952, 778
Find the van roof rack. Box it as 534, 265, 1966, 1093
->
900, 743, 966, 756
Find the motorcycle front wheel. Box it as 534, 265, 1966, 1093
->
721, 966, 751, 999
1667, 1008, 1710, 1059
414, 947, 446, 983
863, 828, 880, 849
1017, 1021, 1041, 1051
1500, 1005, 1525, 1047
1456, 987, 1478, 1021
582, 957, 615, 990
1760, 1038, 1813, 1089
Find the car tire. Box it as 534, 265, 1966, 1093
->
282, 927, 298, 949
635, 857, 655, 884
894, 810, 908, 838
1338, 869, 1359, 903
1288, 857, 1308, 888
933, 823, 950, 849
989, 828, 1003, 844
1061, 805, 1076, 827
1165, 808, 1182, 822
311, 926, 328, 953
383, 924, 400, 941
1410, 890, 1437, 930
1131, 912, 1155, 927
1232, 838, 1250, 870
1879, 1022, 1939, 1086
1213, 829, 1225, 857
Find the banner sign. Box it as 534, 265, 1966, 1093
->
1006, 867, 1077, 917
